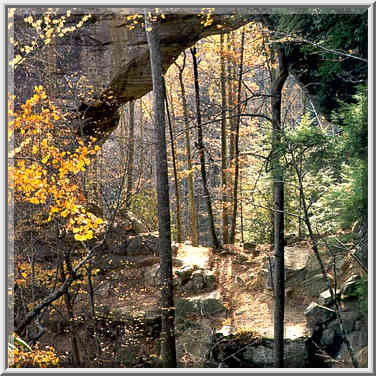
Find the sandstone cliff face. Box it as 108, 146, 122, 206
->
74, 9, 255, 141
12, 8, 367, 144
13, 8, 255, 141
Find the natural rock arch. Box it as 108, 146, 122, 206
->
75, 8, 367, 143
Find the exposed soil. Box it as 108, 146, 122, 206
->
210, 245, 310, 339
34, 239, 362, 367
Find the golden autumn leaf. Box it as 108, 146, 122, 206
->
29, 197, 39, 204
41, 155, 49, 164
94, 218, 103, 225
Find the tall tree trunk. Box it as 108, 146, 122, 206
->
298, 155, 304, 239
220, 34, 229, 245
271, 46, 288, 368
168, 83, 186, 240
230, 30, 245, 244
145, 11, 177, 368
125, 100, 135, 210
60, 259, 81, 367
190, 46, 220, 250
176, 56, 199, 246
137, 99, 145, 192
227, 33, 235, 223
164, 80, 182, 243
86, 265, 95, 318
239, 171, 245, 244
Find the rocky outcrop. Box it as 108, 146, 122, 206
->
304, 274, 367, 367
175, 318, 214, 367
99, 208, 178, 257
175, 291, 226, 319
207, 332, 309, 368
117, 209, 149, 234
263, 246, 323, 298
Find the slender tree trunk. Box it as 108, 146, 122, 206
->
65, 294, 81, 367
137, 100, 145, 192
145, 11, 177, 368
227, 33, 235, 222
125, 101, 135, 210
240, 171, 245, 244
168, 83, 186, 240
271, 46, 288, 368
119, 108, 127, 169
230, 30, 245, 244
220, 34, 229, 245
60, 260, 81, 367
190, 46, 220, 249
176, 56, 199, 246
86, 264, 95, 317
298, 156, 304, 239
164, 80, 182, 243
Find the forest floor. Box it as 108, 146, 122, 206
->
40, 241, 337, 366
107, 243, 312, 339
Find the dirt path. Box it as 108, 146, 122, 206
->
99, 243, 309, 340
211, 248, 309, 339
176, 244, 211, 269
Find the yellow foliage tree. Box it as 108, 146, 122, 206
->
9, 86, 103, 241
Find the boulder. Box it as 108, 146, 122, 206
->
175, 291, 226, 320
119, 232, 177, 257
304, 274, 329, 299
126, 232, 159, 256
243, 345, 273, 366
144, 259, 205, 289
264, 246, 312, 289
176, 318, 213, 367
318, 289, 341, 306
175, 265, 199, 286
263, 246, 331, 302
320, 327, 336, 347
284, 338, 309, 367
112, 306, 161, 340
304, 302, 336, 329
144, 264, 161, 288
117, 209, 148, 233
327, 310, 360, 334
243, 338, 308, 368
181, 269, 216, 293
32, 239, 60, 262
191, 270, 205, 291
334, 324, 368, 367
211, 335, 308, 368
341, 299, 361, 313
86, 203, 104, 218
145, 261, 217, 293
202, 270, 216, 291
105, 225, 130, 256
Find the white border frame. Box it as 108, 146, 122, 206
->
2, 2, 374, 375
